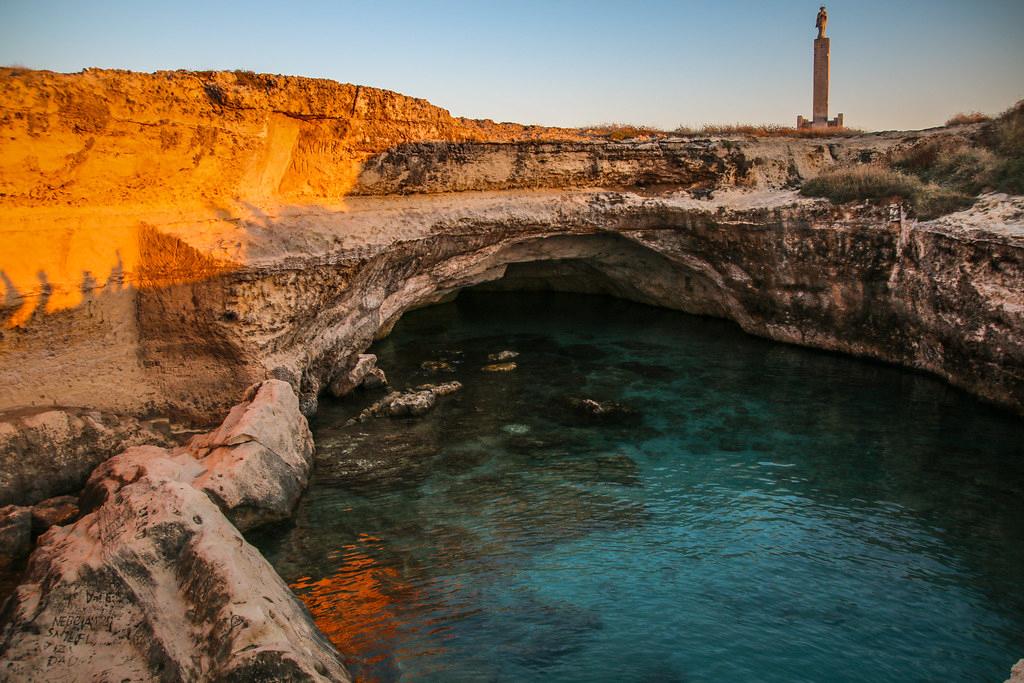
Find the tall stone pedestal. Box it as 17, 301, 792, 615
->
797, 35, 843, 129
813, 37, 830, 123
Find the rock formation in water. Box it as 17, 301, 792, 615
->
0, 68, 1022, 677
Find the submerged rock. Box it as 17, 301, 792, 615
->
563, 397, 640, 425
543, 454, 642, 488
0, 379, 350, 682
420, 360, 455, 373
316, 430, 441, 488
488, 350, 520, 362
0, 506, 31, 570
482, 362, 517, 372
355, 382, 462, 420
502, 423, 532, 435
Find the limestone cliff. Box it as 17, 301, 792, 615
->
0, 68, 1021, 508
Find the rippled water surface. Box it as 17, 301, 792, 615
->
251, 292, 1024, 682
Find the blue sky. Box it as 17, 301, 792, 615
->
2, 0, 1022, 131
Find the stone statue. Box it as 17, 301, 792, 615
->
816, 6, 828, 39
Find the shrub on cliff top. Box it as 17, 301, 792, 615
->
581, 124, 669, 141
800, 166, 972, 219
945, 112, 991, 126
990, 101, 1024, 194
892, 139, 999, 197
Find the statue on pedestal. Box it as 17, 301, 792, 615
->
816, 6, 828, 39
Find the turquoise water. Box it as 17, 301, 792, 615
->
251, 292, 1024, 682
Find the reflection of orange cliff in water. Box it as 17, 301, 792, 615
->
290, 540, 425, 680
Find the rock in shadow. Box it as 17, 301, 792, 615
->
617, 360, 677, 381
539, 454, 643, 488
559, 343, 609, 361
499, 593, 604, 672
611, 339, 669, 353
557, 397, 642, 427
315, 428, 441, 489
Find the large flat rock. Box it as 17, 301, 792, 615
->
0, 380, 348, 681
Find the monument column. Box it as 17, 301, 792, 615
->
797, 6, 843, 129
813, 34, 830, 124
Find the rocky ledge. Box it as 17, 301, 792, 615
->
0, 380, 350, 682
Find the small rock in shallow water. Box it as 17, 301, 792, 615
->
357, 382, 462, 420
329, 353, 384, 397
562, 397, 640, 425
482, 362, 517, 372
488, 350, 519, 362
362, 366, 388, 389
502, 423, 531, 435
421, 360, 455, 373
384, 390, 437, 417
415, 381, 463, 396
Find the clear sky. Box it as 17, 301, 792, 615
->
2, 0, 1022, 131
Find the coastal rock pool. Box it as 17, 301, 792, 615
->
250, 292, 1024, 682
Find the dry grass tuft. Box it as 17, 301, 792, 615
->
579, 124, 671, 141
674, 123, 863, 138
580, 122, 864, 141
990, 100, 1024, 194
892, 139, 999, 196
800, 166, 972, 219
945, 112, 991, 126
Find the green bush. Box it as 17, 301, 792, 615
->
801, 166, 923, 203
892, 140, 998, 196
800, 166, 972, 219
990, 101, 1024, 193
993, 157, 1024, 195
